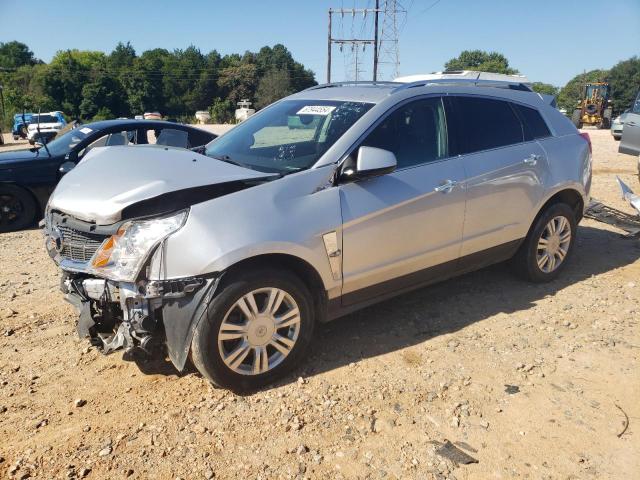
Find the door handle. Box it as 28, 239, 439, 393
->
434, 179, 458, 193
626, 121, 637, 127
524, 154, 540, 166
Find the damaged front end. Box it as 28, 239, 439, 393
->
44, 209, 219, 370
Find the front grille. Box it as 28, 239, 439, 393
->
59, 226, 108, 263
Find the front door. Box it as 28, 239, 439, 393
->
339, 97, 466, 305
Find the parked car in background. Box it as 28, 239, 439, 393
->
618, 90, 640, 179
43, 79, 591, 390
611, 109, 630, 140
0, 119, 216, 232
27, 111, 66, 144
143, 112, 162, 120
12, 113, 33, 140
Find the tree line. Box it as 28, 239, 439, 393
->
0, 41, 316, 127
2, 42, 639, 129
445, 50, 640, 115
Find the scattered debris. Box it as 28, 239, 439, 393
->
585, 199, 640, 236
615, 404, 629, 438
74, 399, 87, 408
504, 385, 520, 395
617, 176, 640, 216
435, 440, 479, 465
454, 441, 478, 453
98, 446, 112, 457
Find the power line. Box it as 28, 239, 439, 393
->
416, 0, 444, 17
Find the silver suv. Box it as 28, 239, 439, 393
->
44, 79, 592, 390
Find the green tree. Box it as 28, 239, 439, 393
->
557, 69, 609, 112
128, 48, 171, 114
255, 69, 292, 109
208, 97, 234, 123
0, 41, 38, 69
608, 56, 640, 114
444, 50, 518, 75
218, 62, 258, 105
80, 74, 128, 120
43, 51, 92, 118
108, 42, 136, 71
531, 82, 559, 96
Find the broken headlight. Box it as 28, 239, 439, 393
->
89, 210, 188, 282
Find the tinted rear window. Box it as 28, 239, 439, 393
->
453, 97, 523, 154
513, 104, 551, 140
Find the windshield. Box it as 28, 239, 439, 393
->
205, 99, 373, 174
31, 114, 59, 124
43, 127, 91, 156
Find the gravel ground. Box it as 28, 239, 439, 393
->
0, 129, 639, 479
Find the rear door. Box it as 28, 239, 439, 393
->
448, 95, 547, 257
619, 91, 640, 156
339, 96, 466, 304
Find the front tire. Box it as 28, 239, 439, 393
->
571, 109, 582, 129
0, 184, 37, 233
512, 203, 577, 282
191, 269, 315, 390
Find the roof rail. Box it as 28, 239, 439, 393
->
392, 78, 533, 93
304, 81, 401, 91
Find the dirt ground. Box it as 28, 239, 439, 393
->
0, 129, 638, 479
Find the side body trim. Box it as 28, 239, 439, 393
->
326, 238, 522, 321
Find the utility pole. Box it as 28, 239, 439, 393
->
327, 9, 332, 83
373, 0, 379, 82
326, 6, 381, 83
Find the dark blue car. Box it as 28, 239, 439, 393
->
0, 119, 217, 232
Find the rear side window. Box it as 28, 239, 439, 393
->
513, 104, 551, 140
452, 96, 523, 154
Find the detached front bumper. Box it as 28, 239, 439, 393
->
62, 273, 219, 370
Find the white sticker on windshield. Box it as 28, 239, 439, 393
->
79, 127, 93, 134
296, 105, 336, 116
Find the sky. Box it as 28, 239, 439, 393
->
1, 0, 639, 86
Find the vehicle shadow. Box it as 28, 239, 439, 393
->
294, 223, 639, 387
131, 224, 639, 391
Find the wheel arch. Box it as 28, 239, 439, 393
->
221, 253, 329, 324
532, 188, 585, 232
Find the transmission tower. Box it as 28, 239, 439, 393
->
326, 1, 406, 82
377, 0, 405, 80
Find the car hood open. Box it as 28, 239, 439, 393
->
49, 146, 277, 225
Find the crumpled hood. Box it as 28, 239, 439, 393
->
49, 146, 275, 224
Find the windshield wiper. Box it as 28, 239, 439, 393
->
208, 154, 252, 170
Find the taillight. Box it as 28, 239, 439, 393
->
579, 132, 592, 153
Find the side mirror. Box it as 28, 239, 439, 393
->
58, 161, 75, 175
341, 146, 397, 182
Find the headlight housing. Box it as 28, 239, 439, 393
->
88, 210, 188, 282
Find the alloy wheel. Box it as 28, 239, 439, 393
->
217, 287, 301, 375
0, 194, 22, 227
536, 215, 572, 273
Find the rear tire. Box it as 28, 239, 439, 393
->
0, 184, 37, 233
191, 269, 316, 391
512, 203, 577, 282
